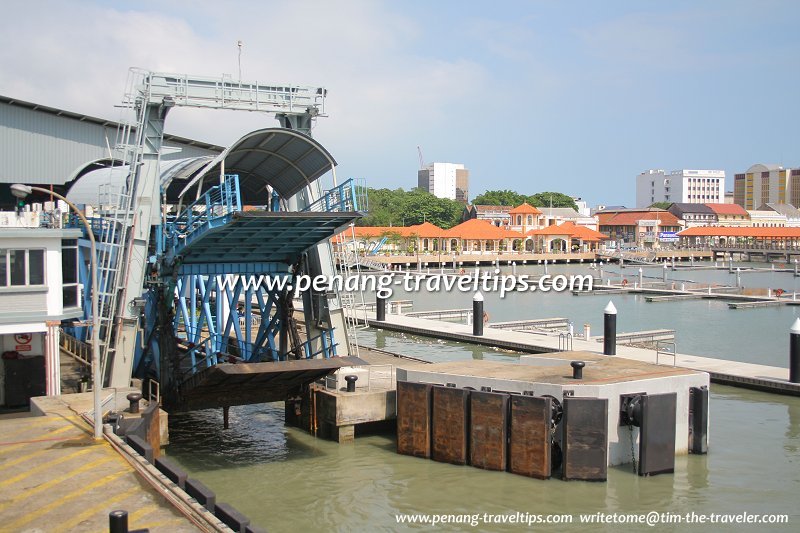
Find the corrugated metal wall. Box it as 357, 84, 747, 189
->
0, 102, 221, 184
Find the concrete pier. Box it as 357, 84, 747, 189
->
355, 310, 800, 396
397, 352, 708, 469
0, 395, 202, 532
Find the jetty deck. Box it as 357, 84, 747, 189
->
0, 400, 199, 532
359, 311, 800, 396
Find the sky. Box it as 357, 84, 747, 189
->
1, 0, 799, 207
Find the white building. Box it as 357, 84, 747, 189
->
0, 208, 82, 407
418, 162, 469, 202
636, 169, 725, 207
571, 197, 591, 217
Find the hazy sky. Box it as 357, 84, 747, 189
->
2, 0, 799, 206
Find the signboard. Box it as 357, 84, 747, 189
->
14, 332, 32, 351
659, 232, 679, 242
640, 220, 659, 227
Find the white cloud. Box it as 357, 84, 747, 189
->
0, 0, 489, 185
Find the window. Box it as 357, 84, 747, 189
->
60, 240, 80, 307
0, 248, 45, 287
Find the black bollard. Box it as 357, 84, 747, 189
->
791, 319, 800, 384
376, 294, 386, 321
603, 301, 617, 356
109, 510, 128, 533
126, 392, 142, 414
345, 375, 358, 392
570, 361, 585, 380
472, 291, 484, 336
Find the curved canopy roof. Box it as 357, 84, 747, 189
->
177, 128, 337, 204
67, 128, 336, 206
67, 157, 214, 206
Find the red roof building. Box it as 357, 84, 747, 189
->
596, 209, 680, 249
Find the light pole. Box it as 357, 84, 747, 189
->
11, 184, 102, 440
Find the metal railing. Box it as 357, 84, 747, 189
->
60, 330, 92, 367
656, 340, 677, 366
165, 173, 242, 251
302, 178, 367, 213
558, 333, 573, 352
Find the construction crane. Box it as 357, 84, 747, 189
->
417, 145, 426, 170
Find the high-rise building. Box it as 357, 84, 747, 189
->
733, 164, 800, 210
418, 162, 469, 202
635, 169, 725, 207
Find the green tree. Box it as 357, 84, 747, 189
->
472, 190, 528, 206
527, 192, 578, 209
358, 187, 464, 228
472, 189, 578, 210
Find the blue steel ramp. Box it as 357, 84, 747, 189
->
174, 211, 359, 265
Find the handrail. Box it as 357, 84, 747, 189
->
165, 174, 242, 251
59, 329, 92, 367
656, 340, 677, 367
302, 178, 367, 213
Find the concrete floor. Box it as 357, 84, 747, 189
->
0, 411, 200, 532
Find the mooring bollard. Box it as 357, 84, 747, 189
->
638, 267, 643, 287
736, 267, 741, 288
126, 392, 142, 414
109, 510, 128, 533
376, 294, 386, 321
543, 259, 548, 275
473, 291, 484, 336
345, 375, 358, 392
662, 263, 667, 283
571, 361, 585, 380
583, 323, 591, 340
604, 301, 617, 356
791, 319, 800, 384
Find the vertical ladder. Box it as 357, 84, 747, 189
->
94, 70, 151, 382
331, 225, 369, 357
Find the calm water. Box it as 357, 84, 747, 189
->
166, 261, 800, 531
167, 384, 800, 532
373, 262, 800, 368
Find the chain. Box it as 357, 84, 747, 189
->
628, 423, 637, 474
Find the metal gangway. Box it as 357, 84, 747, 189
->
75, 68, 367, 409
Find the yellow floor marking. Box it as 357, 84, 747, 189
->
0, 424, 76, 453
57, 485, 140, 531
0, 455, 117, 513
0, 446, 97, 488
0, 446, 53, 469
138, 517, 192, 530
0, 414, 80, 433
126, 503, 161, 526
4, 469, 128, 530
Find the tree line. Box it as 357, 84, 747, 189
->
357, 188, 578, 228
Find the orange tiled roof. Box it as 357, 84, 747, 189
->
528, 222, 609, 241
596, 210, 679, 226
678, 227, 800, 238
509, 202, 542, 215
705, 203, 749, 216
406, 221, 446, 237
443, 219, 525, 239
